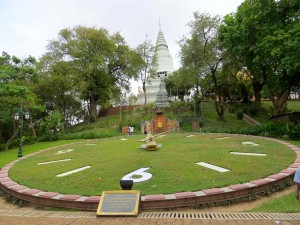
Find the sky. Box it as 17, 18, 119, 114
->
0, 0, 245, 94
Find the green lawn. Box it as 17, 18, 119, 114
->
248, 139, 300, 213
249, 191, 300, 213
0, 140, 82, 168
8, 133, 295, 196
261, 100, 300, 113
2, 101, 300, 212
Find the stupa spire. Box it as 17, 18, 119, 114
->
159, 18, 162, 32
155, 21, 174, 73
136, 21, 174, 105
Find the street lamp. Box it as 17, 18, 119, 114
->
14, 108, 30, 158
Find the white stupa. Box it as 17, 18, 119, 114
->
137, 23, 175, 104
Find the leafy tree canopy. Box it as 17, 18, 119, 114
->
43, 26, 142, 120
220, 0, 300, 114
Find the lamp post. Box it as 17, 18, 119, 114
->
14, 108, 30, 158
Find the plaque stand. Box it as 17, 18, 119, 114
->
96, 190, 141, 216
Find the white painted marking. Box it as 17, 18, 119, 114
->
242, 141, 259, 146
122, 167, 152, 183
120, 138, 127, 141
230, 152, 266, 156
216, 137, 229, 140
56, 166, 91, 177
196, 162, 230, 172
55, 149, 74, 155
186, 135, 195, 138
38, 159, 71, 165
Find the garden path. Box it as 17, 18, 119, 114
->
0, 186, 298, 225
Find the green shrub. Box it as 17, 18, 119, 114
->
89, 115, 96, 123
287, 123, 300, 140
0, 143, 6, 152
199, 117, 207, 127
228, 106, 235, 113
236, 111, 244, 120
4, 136, 38, 150
180, 123, 193, 131
223, 122, 300, 141
22, 136, 38, 145
59, 131, 114, 140
259, 122, 287, 138
37, 133, 59, 142
177, 112, 199, 132
248, 107, 258, 116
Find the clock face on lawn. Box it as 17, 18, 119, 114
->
9, 133, 295, 196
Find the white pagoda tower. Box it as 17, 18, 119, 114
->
138, 23, 175, 104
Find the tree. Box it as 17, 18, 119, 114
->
135, 37, 157, 105
165, 69, 192, 102
220, 0, 300, 114
219, 5, 267, 109
0, 52, 39, 150
35, 55, 83, 127
45, 26, 141, 121
179, 12, 225, 120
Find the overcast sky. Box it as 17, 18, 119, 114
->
0, 0, 244, 93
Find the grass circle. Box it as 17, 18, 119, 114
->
9, 133, 295, 196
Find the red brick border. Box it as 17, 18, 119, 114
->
0, 136, 297, 210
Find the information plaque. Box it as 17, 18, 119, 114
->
96, 190, 140, 216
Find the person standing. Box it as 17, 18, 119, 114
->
294, 167, 300, 200
127, 126, 131, 136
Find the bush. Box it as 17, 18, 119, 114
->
223, 121, 300, 141
236, 111, 244, 120
228, 106, 235, 113
176, 112, 199, 131
37, 133, 59, 142
0, 143, 6, 152
199, 117, 207, 127
248, 107, 258, 116
287, 123, 300, 140
22, 136, 38, 145
258, 122, 287, 138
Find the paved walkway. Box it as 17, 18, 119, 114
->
0, 212, 299, 225
1, 196, 300, 225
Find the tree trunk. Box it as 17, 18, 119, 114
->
214, 96, 225, 121
194, 86, 202, 118
271, 90, 290, 115
29, 115, 36, 136
241, 84, 249, 103
5, 127, 19, 151
142, 82, 147, 105
245, 67, 265, 109
252, 80, 264, 109
90, 97, 98, 122
211, 67, 225, 121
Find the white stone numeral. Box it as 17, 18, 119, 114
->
122, 167, 152, 183
55, 149, 74, 155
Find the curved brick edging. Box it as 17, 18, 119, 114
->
0, 137, 299, 210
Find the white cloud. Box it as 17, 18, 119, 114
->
0, 0, 244, 93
